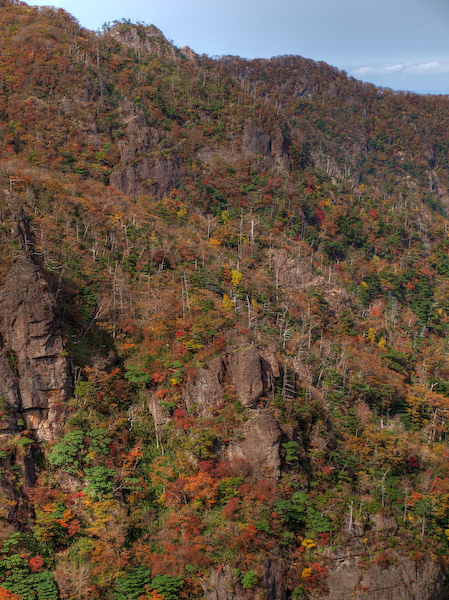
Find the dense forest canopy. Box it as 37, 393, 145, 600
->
1, 2, 449, 599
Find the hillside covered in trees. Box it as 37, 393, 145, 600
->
2, 2, 449, 599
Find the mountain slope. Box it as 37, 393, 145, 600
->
0, 4, 449, 600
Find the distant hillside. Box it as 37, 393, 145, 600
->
0, 4, 449, 600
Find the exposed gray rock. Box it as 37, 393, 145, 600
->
260, 347, 279, 397
202, 558, 285, 600
369, 512, 398, 536
226, 412, 281, 479
184, 357, 225, 413
313, 556, 445, 600
111, 25, 170, 56
241, 119, 290, 172
201, 566, 247, 600
227, 347, 263, 407
242, 119, 271, 158
0, 200, 71, 442
109, 156, 180, 198
271, 125, 291, 171
264, 557, 286, 600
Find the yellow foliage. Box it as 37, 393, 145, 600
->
209, 238, 220, 246
367, 327, 376, 343
231, 269, 242, 286
221, 294, 233, 312
301, 567, 312, 578
378, 336, 386, 349
301, 539, 316, 548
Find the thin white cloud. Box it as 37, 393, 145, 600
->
350, 61, 449, 79
404, 62, 449, 75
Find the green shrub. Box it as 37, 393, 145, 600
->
283, 441, 300, 463
150, 574, 184, 599
48, 429, 85, 473
241, 570, 258, 589
114, 566, 153, 600
84, 466, 116, 498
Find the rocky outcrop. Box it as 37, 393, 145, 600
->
110, 25, 171, 56
183, 339, 277, 415
116, 101, 160, 162
202, 559, 285, 600
313, 556, 445, 600
109, 156, 180, 198
202, 556, 444, 600
202, 566, 247, 600
263, 557, 286, 600
225, 412, 281, 479
108, 97, 181, 198
0, 200, 71, 442
184, 357, 225, 412
227, 347, 264, 407
260, 347, 279, 397
241, 119, 290, 171
242, 119, 271, 157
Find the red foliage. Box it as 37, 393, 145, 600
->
28, 555, 44, 572
235, 524, 258, 550
315, 209, 325, 222
67, 518, 81, 537
173, 409, 194, 430
0, 588, 22, 600
165, 478, 188, 505
154, 250, 164, 263
198, 460, 215, 473
374, 552, 391, 569
222, 497, 240, 519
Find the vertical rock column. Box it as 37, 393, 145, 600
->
0, 255, 71, 441
0, 202, 71, 442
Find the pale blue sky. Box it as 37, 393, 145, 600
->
30, 0, 449, 94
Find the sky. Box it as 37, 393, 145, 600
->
30, 0, 449, 95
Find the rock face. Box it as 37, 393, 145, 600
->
241, 119, 290, 171
227, 347, 264, 407
313, 556, 445, 600
110, 25, 170, 56
263, 558, 286, 600
182, 342, 281, 478
109, 156, 180, 198
184, 357, 225, 412
202, 557, 444, 600
0, 202, 71, 442
202, 559, 285, 600
184, 341, 276, 414
108, 96, 181, 198
201, 566, 247, 600
225, 412, 281, 479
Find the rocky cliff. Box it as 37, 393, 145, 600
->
0, 197, 71, 443
201, 554, 445, 600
